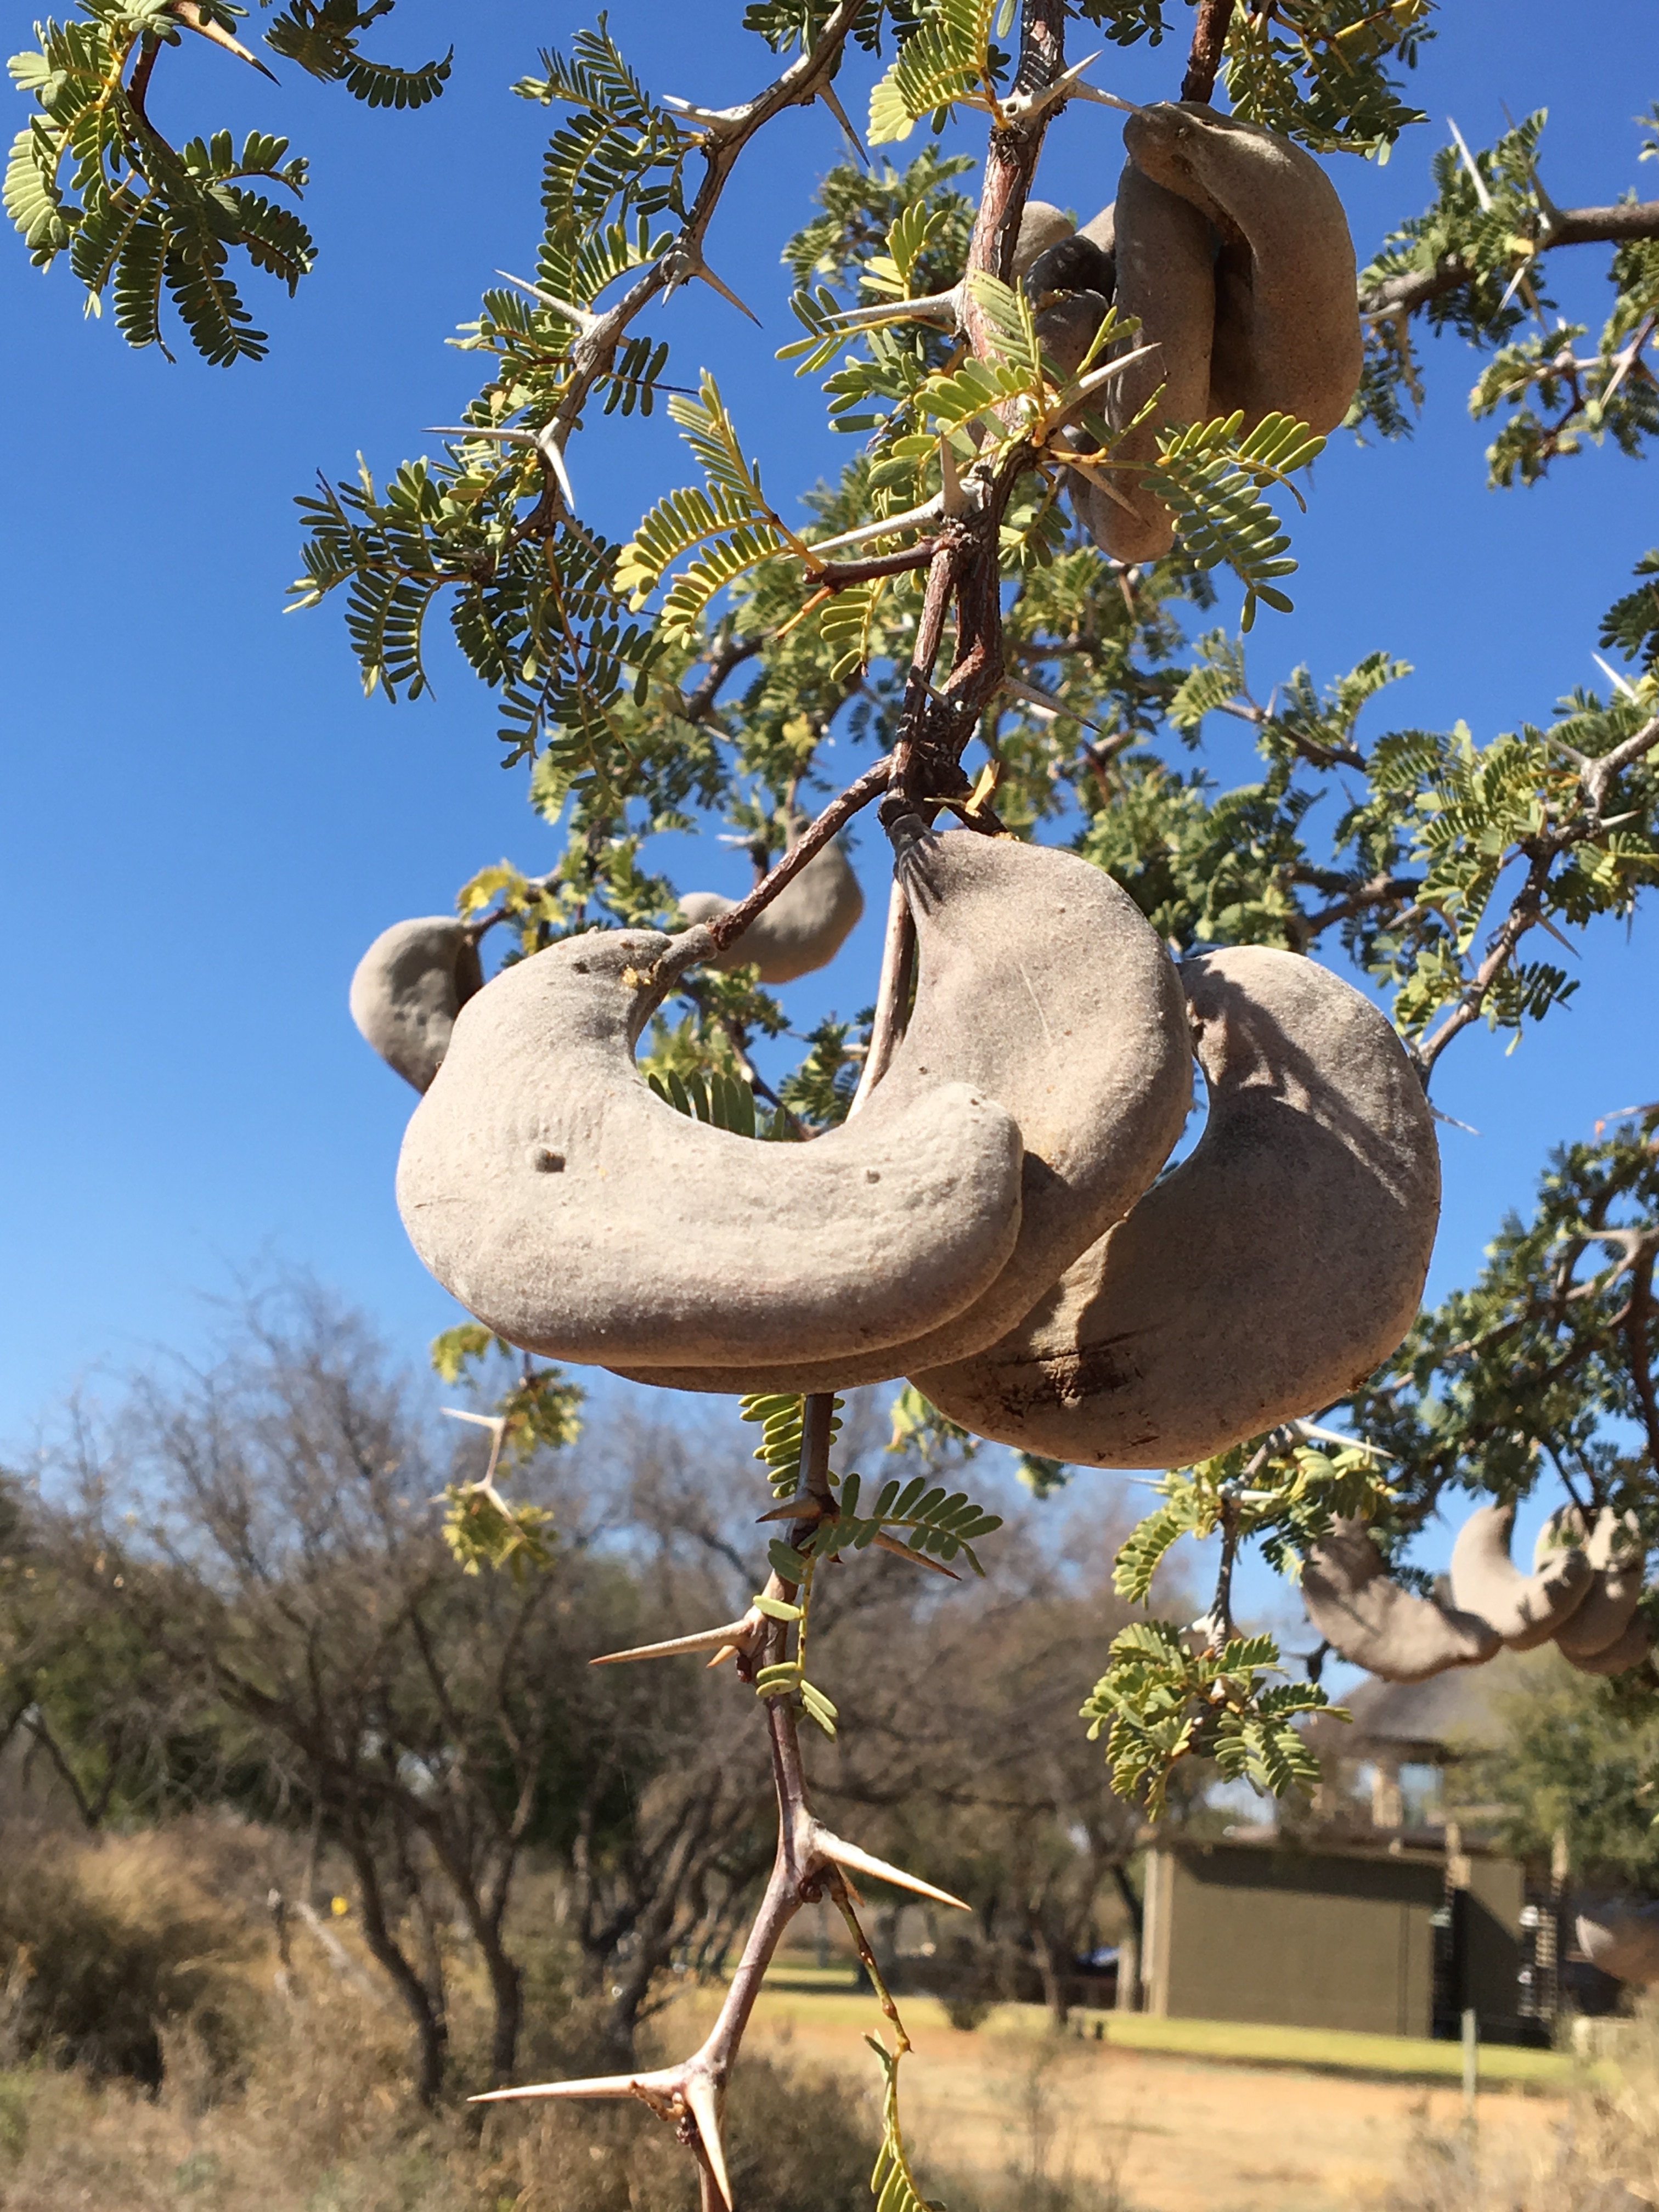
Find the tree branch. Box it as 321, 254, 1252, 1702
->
1361, 206, 1659, 319
1180, 0, 1236, 106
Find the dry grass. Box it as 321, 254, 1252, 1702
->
9, 1819, 1659, 2212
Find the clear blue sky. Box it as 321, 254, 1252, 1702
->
1, 4, 1654, 1617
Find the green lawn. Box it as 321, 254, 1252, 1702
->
754, 1966, 1584, 2088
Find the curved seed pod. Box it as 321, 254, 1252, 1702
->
915, 945, 1441, 1469
1564, 1610, 1655, 1676
1576, 1901, 1659, 1984
1302, 1519, 1500, 1682
1035, 291, 1112, 380
1012, 199, 1077, 281
1566, 1601, 1654, 1663
1535, 1506, 1647, 1659
1122, 102, 1362, 437
396, 928, 1025, 1368
1448, 1503, 1593, 1650
678, 837, 863, 985
1075, 161, 1214, 563
1024, 233, 1116, 308
614, 835, 1192, 1395
349, 917, 484, 1094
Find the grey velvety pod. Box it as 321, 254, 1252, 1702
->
1077, 160, 1214, 563
1564, 1611, 1654, 1675
1011, 200, 1076, 280
1577, 1901, 1659, 1983
616, 835, 1192, 1395
1535, 1506, 1646, 1659
349, 917, 484, 1094
1302, 1519, 1500, 1682
1035, 291, 1113, 381
396, 928, 1024, 1368
678, 838, 864, 985
916, 945, 1441, 1469
1449, 1502, 1593, 1649
1123, 102, 1362, 437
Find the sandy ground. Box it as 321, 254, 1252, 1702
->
710, 1989, 1572, 2212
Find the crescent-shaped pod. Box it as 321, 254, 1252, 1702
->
1301, 1519, 1500, 1682
913, 946, 1442, 1469
1563, 1611, 1654, 1677
1534, 1506, 1647, 1659
1122, 103, 1362, 438
1576, 1900, 1659, 1984
396, 927, 1024, 1369
678, 836, 865, 986
611, 834, 1192, 1395
1011, 199, 1080, 281
1074, 160, 1214, 563
349, 917, 484, 1094
1448, 1502, 1594, 1650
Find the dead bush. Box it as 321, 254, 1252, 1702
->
0, 1820, 263, 2087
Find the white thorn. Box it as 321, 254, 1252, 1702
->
940, 437, 967, 517
495, 271, 596, 331
817, 1829, 972, 1912
443, 1407, 506, 1436
470, 2064, 670, 2106
589, 1615, 760, 1667
1594, 653, 1641, 702
170, 1, 279, 80
808, 497, 945, 558
1447, 117, 1494, 213
684, 2075, 733, 2209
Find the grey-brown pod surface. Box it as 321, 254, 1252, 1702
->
1076, 160, 1214, 564
1535, 1505, 1646, 1659
678, 837, 863, 985
915, 945, 1441, 1469
1301, 1519, 1500, 1682
613, 834, 1192, 1395
1448, 1502, 1593, 1650
1564, 1611, 1654, 1676
1576, 1901, 1659, 1984
396, 928, 1024, 1368
1035, 291, 1113, 381
349, 917, 484, 1094
1123, 102, 1361, 438
1011, 199, 1076, 281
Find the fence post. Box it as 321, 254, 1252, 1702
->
1462, 2005, 1479, 2129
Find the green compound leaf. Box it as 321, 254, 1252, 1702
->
1153, 413, 1326, 631
868, 0, 1003, 146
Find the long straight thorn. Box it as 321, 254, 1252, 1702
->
814, 1829, 973, 1912
170, 2, 279, 80
471, 2064, 675, 2106
817, 78, 867, 164
870, 1529, 958, 1579
495, 270, 596, 331
687, 256, 763, 326
590, 1617, 760, 1667
683, 2076, 733, 2210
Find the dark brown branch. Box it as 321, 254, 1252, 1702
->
1180, 0, 1237, 105
816, 540, 941, 588
1361, 206, 1659, 319
1624, 1257, 1659, 1474
534, 2, 868, 505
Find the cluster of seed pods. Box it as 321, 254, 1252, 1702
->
1020, 102, 1363, 561
1303, 1500, 1654, 1684
357, 809, 1443, 1523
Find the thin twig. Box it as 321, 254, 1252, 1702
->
705, 757, 893, 957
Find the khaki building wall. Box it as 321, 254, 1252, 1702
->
1143, 1842, 1444, 2038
